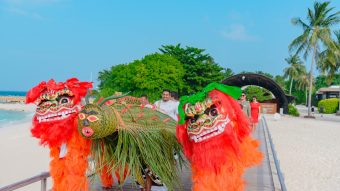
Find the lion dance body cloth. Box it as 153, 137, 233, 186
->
26, 78, 94, 191
77, 95, 184, 191
177, 83, 263, 191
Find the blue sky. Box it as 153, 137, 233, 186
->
1, 0, 339, 91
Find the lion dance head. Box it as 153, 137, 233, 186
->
177, 83, 262, 191
26, 78, 92, 147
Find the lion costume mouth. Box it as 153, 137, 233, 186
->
35, 105, 81, 123
188, 115, 230, 143
81, 127, 94, 137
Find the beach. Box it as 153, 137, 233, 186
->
0, 103, 36, 112
267, 115, 340, 191
0, 103, 50, 190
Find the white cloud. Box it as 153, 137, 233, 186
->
1, 0, 62, 19
6, 7, 27, 15
220, 24, 258, 42
2, 0, 61, 6
5, 7, 44, 19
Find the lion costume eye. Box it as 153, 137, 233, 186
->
190, 118, 197, 123
87, 115, 99, 122
59, 96, 70, 104
78, 113, 86, 120
209, 108, 218, 116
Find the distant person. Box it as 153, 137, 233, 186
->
154, 89, 179, 121
170, 91, 179, 102
140, 94, 153, 109
250, 96, 261, 130
238, 93, 251, 119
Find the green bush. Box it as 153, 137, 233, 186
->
288, 104, 300, 117
318, 98, 339, 114
244, 85, 273, 102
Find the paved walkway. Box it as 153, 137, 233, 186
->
91, 118, 284, 191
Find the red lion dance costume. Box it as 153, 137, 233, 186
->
26, 78, 114, 191
177, 83, 263, 191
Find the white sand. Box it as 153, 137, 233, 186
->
0, 103, 50, 190
267, 115, 340, 191
0, 103, 36, 112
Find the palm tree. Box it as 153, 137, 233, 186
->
289, 1, 340, 117
296, 66, 310, 106
317, 30, 340, 82
317, 30, 340, 115
284, 55, 305, 95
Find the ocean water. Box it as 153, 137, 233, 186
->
0, 91, 31, 127
0, 110, 32, 127
0, 90, 27, 96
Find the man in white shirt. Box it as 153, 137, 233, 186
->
154, 89, 179, 121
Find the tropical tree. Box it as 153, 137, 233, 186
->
255, 71, 273, 79
283, 55, 305, 95
159, 44, 225, 95
97, 53, 184, 102
317, 30, 340, 82
244, 86, 273, 102
221, 68, 234, 78
274, 75, 287, 92
296, 66, 310, 105
289, 1, 340, 116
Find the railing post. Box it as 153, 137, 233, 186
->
41, 178, 47, 191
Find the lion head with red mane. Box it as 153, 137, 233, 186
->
26, 78, 92, 147
176, 82, 260, 173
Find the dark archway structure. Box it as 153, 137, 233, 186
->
222, 73, 293, 114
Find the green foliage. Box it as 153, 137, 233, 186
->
160, 44, 225, 95
292, 89, 306, 105
288, 104, 300, 116
283, 55, 305, 95
255, 71, 273, 79
222, 68, 234, 78
318, 98, 339, 114
315, 74, 340, 90
274, 75, 287, 92
289, 1, 340, 115
317, 30, 340, 80
244, 86, 273, 102
98, 53, 184, 102
239, 71, 274, 79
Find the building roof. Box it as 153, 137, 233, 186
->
317, 87, 340, 94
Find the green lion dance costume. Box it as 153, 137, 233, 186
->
77, 94, 183, 191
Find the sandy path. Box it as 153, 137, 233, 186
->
267, 115, 340, 191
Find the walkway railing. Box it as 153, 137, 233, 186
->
261, 116, 287, 191
0, 172, 50, 191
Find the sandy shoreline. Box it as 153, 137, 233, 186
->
0, 96, 25, 103
0, 103, 36, 112
267, 115, 340, 191
0, 103, 50, 190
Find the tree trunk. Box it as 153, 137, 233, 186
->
305, 88, 308, 106
289, 78, 293, 95
307, 46, 317, 117
338, 86, 340, 113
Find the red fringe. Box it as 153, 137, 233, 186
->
31, 114, 77, 147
